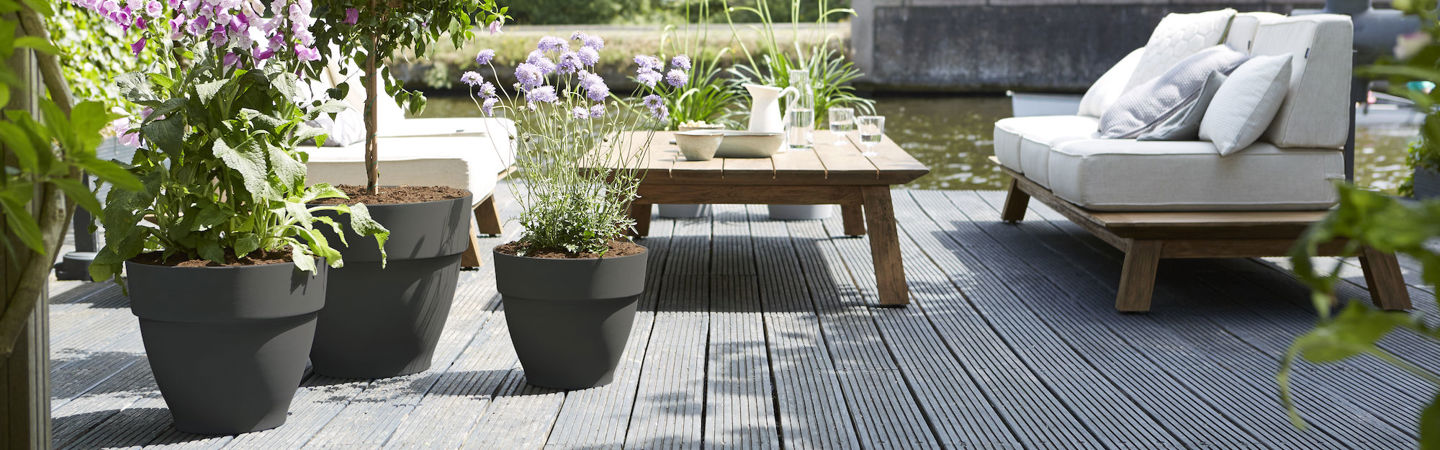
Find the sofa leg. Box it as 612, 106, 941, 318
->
1001, 178, 1030, 223
461, 221, 483, 269
1116, 240, 1162, 313
1360, 247, 1411, 310
475, 194, 503, 236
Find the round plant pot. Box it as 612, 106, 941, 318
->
310, 194, 472, 379
1415, 167, 1440, 200
768, 204, 833, 220
126, 259, 326, 435
495, 246, 648, 389
657, 204, 712, 218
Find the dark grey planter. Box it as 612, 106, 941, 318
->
1415, 166, 1440, 200
126, 259, 326, 435
310, 194, 471, 379
494, 246, 648, 389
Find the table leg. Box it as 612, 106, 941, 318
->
862, 186, 909, 307
629, 202, 652, 238
841, 203, 866, 236
1360, 247, 1411, 310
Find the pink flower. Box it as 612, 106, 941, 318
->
131, 37, 146, 55
343, 8, 359, 25
144, 0, 162, 17
487, 19, 503, 35
295, 46, 321, 62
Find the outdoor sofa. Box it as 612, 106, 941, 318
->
991, 11, 1411, 312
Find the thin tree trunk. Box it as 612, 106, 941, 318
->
363, 0, 380, 195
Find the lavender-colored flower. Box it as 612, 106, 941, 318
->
585, 81, 609, 102
460, 71, 484, 87
526, 86, 558, 104
479, 81, 496, 98
223, 51, 240, 67
642, 94, 664, 111
589, 104, 605, 118
570, 31, 587, 42
481, 97, 498, 116
295, 45, 321, 62
343, 7, 359, 25
475, 49, 495, 65
515, 63, 545, 90
572, 106, 590, 120
583, 34, 604, 50
671, 55, 691, 71
637, 70, 661, 88
537, 36, 568, 53
527, 50, 556, 75
487, 19, 503, 35
577, 47, 599, 67
131, 37, 146, 55
634, 55, 662, 72
665, 69, 687, 88
557, 51, 582, 74
144, 0, 162, 16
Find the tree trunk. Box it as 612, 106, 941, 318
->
363, 0, 380, 195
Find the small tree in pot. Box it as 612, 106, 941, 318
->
296, 0, 509, 379
80, 0, 387, 434
461, 34, 683, 389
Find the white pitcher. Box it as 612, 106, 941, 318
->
744, 84, 797, 133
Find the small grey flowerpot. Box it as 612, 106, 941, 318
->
310, 194, 471, 379
1414, 167, 1440, 200
767, 204, 834, 220
126, 259, 326, 435
495, 246, 648, 390
656, 204, 712, 218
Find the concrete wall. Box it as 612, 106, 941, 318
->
851, 0, 1326, 92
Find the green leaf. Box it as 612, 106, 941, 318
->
0, 197, 44, 254
194, 78, 228, 103
348, 203, 390, 267
0, 120, 38, 171
69, 101, 113, 154
267, 142, 306, 190
212, 138, 272, 198
115, 72, 154, 102
76, 156, 142, 191
1423, 394, 1440, 450
141, 114, 184, 157
13, 36, 59, 54
234, 233, 261, 257
39, 99, 75, 153
193, 204, 231, 228
49, 178, 100, 214
291, 244, 316, 273
198, 239, 225, 265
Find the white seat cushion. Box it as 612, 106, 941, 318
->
1047, 139, 1343, 211
993, 116, 1099, 175
1251, 15, 1353, 149
305, 134, 513, 204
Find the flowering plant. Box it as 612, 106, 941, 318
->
460, 33, 684, 255
78, 0, 390, 283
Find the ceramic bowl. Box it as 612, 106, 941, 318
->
678, 123, 726, 132
676, 131, 724, 161
716, 131, 784, 158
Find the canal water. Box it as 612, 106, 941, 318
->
419, 95, 1417, 194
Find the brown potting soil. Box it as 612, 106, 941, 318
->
131, 249, 294, 268
495, 240, 647, 259
315, 185, 470, 206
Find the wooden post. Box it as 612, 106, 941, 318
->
862, 186, 909, 306
1001, 178, 1030, 223
1116, 240, 1162, 313
1, 30, 50, 449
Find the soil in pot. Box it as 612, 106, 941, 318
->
495, 240, 648, 389
126, 252, 325, 435
309, 185, 472, 379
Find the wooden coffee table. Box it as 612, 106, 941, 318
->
612, 130, 929, 306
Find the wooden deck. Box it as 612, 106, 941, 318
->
47, 187, 1438, 449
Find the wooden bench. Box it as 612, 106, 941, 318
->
994, 157, 1411, 312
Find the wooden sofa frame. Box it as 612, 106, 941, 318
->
459, 168, 511, 268
994, 158, 1411, 312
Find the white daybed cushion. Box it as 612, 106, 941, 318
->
1047, 139, 1343, 211
1199, 54, 1292, 155
1252, 15, 1354, 149
304, 135, 509, 205
1223, 12, 1286, 53
993, 116, 1100, 175
1077, 48, 1145, 118
1124, 9, 1237, 91
1099, 45, 1248, 139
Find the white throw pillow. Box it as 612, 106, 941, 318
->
1099, 45, 1248, 139
1199, 54, 1293, 156
1078, 48, 1145, 118
1125, 9, 1237, 92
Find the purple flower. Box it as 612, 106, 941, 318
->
527, 50, 556, 75
570, 31, 587, 42
557, 51, 582, 74
209, 27, 228, 46
589, 104, 605, 118
583, 34, 604, 50
577, 47, 599, 67
131, 37, 146, 55
537, 36, 568, 53
665, 69, 687, 88
643, 94, 665, 110
144, 0, 162, 16
526, 86, 558, 104
223, 51, 240, 67
252, 47, 274, 61
186, 15, 209, 36
479, 81, 496, 98
671, 55, 691, 71
475, 49, 495, 65
572, 106, 590, 120
585, 81, 609, 102
343, 8, 359, 25
460, 71, 484, 87
515, 63, 544, 90
637, 71, 661, 88
481, 97, 498, 116
487, 19, 503, 35
634, 55, 662, 72
295, 46, 321, 62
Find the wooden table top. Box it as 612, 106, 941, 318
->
591, 130, 930, 186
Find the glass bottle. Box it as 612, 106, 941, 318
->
786, 69, 815, 151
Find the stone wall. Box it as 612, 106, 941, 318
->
851, 0, 1328, 92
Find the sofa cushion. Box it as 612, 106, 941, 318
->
993, 116, 1100, 174
1138, 71, 1227, 141
1047, 139, 1342, 211
1078, 48, 1145, 118
1251, 15, 1353, 149
305, 133, 513, 204
1200, 54, 1293, 155
1100, 45, 1247, 139
1125, 9, 1237, 91
1223, 12, 1286, 53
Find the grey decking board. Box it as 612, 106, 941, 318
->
705, 205, 781, 448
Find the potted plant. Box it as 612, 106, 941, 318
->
82, 0, 387, 434
1375, 10, 1440, 199
298, 0, 507, 379
460, 34, 682, 389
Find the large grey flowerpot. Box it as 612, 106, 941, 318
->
768, 204, 833, 220
126, 259, 326, 435
657, 204, 711, 218
310, 194, 471, 379
495, 246, 647, 389
1415, 167, 1440, 200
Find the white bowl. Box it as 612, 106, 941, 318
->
678, 123, 726, 132
676, 131, 724, 161
715, 131, 784, 158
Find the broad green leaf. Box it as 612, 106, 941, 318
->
141, 114, 184, 157
212, 138, 272, 198
49, 178, 100, 214
115, 72, 154, 101
0, 120, 38, 171
193, 204, 231, 228
69, 101, 113, 154
198, 240, 224, 265
348, 203, 390, 267
1423, 393, 1440, 450
13, 36, 58, 54
267, 142, 306, 190
291, 244, 316, 273
76, 156, 142, 191
194, 79, 228, 103
0, 197, 44, 254
39, 99, 75, 153
234, 233, 261, 257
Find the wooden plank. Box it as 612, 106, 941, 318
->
842, 131, 929, 183
636, 184, 862, 205
770, 144, 826, 180
720, 153, 776, 181
705, 205, 780, 447
811, 132, 881, 184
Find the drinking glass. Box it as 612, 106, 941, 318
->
786, 108, 814, 151
828, 107, 855, 144
857, 115, 884, 157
